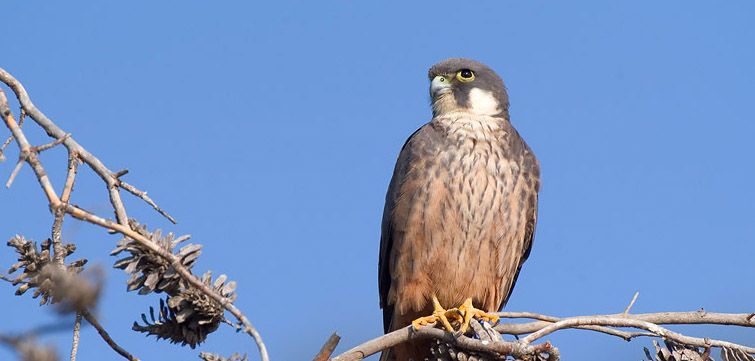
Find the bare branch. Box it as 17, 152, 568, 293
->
35, 133, 70, 153
69, 313, 82, 361
624, 291, 640, 316
5, 157, 23, 188
52, 152, 79, 265
520, 315, 755, 355
496, 311, 654, 341
0, 88, 58, 201
0, 67, 167, 225
119, 180, 176, 224
1, 67, 268, 361
0, 107, 23, 162
330, 325, 554, 361
313, 333, 340, 361
81, 310, 139, 361
495, 310, 755, 336
60, 152, 79, 204
332, 310, 755, 360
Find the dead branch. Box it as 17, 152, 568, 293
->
0, 68, 268, 361
329, 309, 755, 361
329, 325, 555, 361
81, 310, 139, 361
495, 311, 755, 336
69, 313, 82, 361
519, 316, 755, 353
313, 333, 341, 361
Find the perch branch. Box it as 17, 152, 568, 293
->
330, 325, 554, 361
331, 310, 755, 360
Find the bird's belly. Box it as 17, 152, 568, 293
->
409, 146, 517, 311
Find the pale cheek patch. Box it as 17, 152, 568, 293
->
468, 88, 500, 116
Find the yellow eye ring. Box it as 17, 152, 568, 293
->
456, 69, 475, 82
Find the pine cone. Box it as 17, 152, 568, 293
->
7, 236, 91, 308
111, 219, 201, 295
133, 272, 236, 348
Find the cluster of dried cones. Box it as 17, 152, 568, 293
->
112, 219, 236, 348
6, 235, 98, 312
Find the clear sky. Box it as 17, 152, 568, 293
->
1, 1, 754, 360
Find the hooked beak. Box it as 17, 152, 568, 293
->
430, 75, 452, 97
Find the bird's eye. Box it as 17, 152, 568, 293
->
456, 69, 475, 82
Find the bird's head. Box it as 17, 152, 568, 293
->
428, 58, 509, 119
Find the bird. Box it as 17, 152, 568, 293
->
378, 58, 540, 361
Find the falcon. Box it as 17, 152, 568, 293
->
378, 58, 540, 361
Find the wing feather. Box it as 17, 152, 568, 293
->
378, 124, 438, 333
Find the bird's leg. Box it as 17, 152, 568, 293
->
457, 297, 500, 334
411, 295, 461, 332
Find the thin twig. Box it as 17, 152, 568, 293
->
624, 291, 640, 316
519, 315, 755, 355
496, 311, 654, 341
5, 157, 23, 188
495, 311, 755, 336
61, 152, 79, 204
1, 68, 268, 361
70, 312, 82, 361
313, 333, 340, 361
0, 89, 57, 201
81, 310, 139, 361
119, 180, 176, 224
0, 107, 23, 162
35, 133, 70, 153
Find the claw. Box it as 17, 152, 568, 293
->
411, 295, 460, 332
457, 298, 500, 333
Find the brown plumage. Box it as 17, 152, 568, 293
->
378, 58, 540, 361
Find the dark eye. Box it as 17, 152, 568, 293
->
456, 69, 475, 82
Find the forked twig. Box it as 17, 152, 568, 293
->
0, 68, 268, 361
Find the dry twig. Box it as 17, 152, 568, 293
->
328, 310, 755, 361
313, 333, 341, 361
69, 313, 82, 361
81, 310, 139, 361
0, 68, 267, 361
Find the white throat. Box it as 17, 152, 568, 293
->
467, 88, 501, 116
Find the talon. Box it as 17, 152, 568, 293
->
457, 297, 500, 333
410, 295, 458, 332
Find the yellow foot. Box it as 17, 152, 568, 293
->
411, 296, 462, 332
457, 297, 500, 333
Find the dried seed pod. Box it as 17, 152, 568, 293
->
6, 235, 91, 310
111, 219, 200, 295
133, 272, 235, 348
644, 340, 711, 361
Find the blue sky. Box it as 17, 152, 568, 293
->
1, 1, 753, 360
